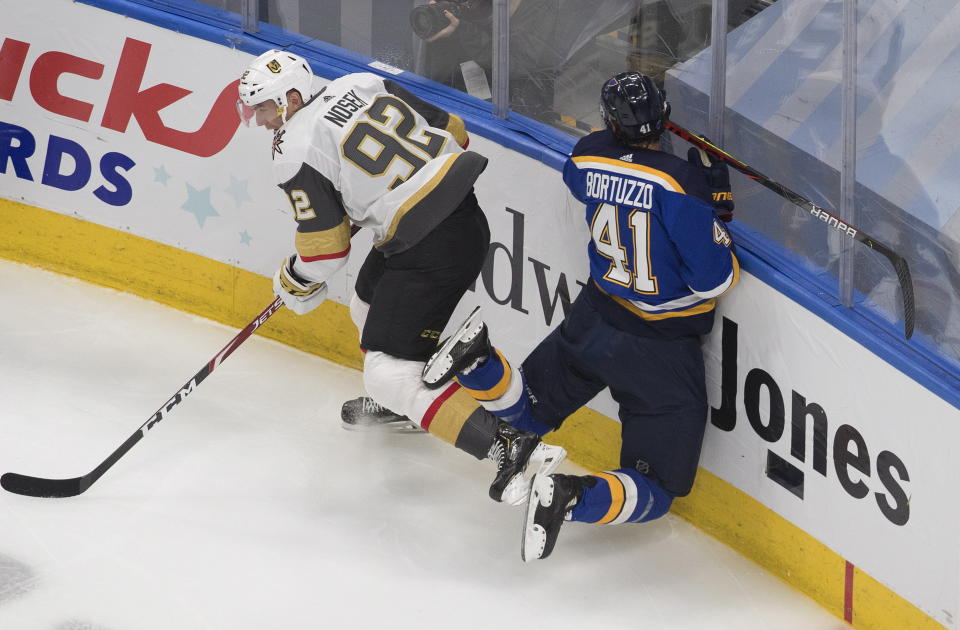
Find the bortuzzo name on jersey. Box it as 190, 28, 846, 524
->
585, 171, 653, 209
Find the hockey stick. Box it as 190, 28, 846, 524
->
666, 120, 915, 339
1, 296, 285, 498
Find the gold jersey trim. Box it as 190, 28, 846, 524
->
446, 114, 468, 148
376, 152, 460, 249
594, 254, 739, 321
296, 216, 352, 260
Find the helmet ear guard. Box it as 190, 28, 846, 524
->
599, 72, 670, 146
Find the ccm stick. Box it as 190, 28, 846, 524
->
1, 297, 285, 498
666, 121, 915, 339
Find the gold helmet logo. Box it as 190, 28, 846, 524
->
266, 59, 281, 73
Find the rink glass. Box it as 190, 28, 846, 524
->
181, 0, 960, 369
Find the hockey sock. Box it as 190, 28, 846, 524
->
457, 351, 552, 436
507, 404, 553, 436
569, 468, 673, 524
454, 347, 502, 391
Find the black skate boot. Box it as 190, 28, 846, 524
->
488, 421, 566, 505
340, 397, 422, 433
422, 306, 491, 389
521, 473, 588, 561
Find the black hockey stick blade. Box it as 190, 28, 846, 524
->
2, 429, 144, 498
872, 240, 915, 339
1, 473, 86, 498
666, 121, 916, 339
1, 296, 285, 498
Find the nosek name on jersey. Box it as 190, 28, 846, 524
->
322, 90, 370, 128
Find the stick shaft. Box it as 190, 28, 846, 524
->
1, 297, 285, 498
666, 121, 914, 339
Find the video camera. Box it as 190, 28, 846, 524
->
410, 0, 482, 40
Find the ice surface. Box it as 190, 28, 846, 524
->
0, 259, 847, 630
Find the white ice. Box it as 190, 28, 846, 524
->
0, 259, 848, 630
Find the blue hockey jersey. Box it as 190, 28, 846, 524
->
562, 130, 739, 336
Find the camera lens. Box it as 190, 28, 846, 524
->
410, 4, 452, 40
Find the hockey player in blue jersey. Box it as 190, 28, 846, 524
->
422, 71, 739, 560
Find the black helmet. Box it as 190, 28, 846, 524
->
600, 72, 670, 145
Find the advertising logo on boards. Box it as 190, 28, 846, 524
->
0, 36, 241, 207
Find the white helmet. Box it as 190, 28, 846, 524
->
238, 49, 314, 112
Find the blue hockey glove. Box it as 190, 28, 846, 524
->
688, 145, 734, 222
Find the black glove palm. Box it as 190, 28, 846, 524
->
687, 146, 734, 222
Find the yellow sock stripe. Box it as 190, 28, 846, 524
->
607, 471, 640, 524
423, 387, 482, 446
461, 349, 512, 401
594, 472, 626, 524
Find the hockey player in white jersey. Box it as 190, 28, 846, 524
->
237, 50, 564, 507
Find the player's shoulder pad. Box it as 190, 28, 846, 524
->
314, 72, 385, 108
339, 71, 386, 93
570, 129, 619, 159
639, 151, 703, 189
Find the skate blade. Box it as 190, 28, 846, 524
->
422, 305, 482, 388
501, 443, 566, 506
341, 420, 423, 434
521, 473, 553, 562
501, 476, 533, 506
529, 443, 566, 476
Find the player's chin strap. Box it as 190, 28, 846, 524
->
665, 120, 915, 340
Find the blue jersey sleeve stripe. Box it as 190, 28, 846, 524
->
571, 156, 685, 193
691, 252, 741, 299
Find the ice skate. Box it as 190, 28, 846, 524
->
488, 421, 566, 505
340, 397, 422, 433
422, 306, 491, 389
521, 473, 587, 561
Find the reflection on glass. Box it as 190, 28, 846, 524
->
252, 1, 423, 73
191, 0, 245, 12
164, 0, 960, 366
417, 0, 565, 120
417, 1, 498, 100
532, 1, 778, 136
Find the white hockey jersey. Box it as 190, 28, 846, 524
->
271, 72, 487, 283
